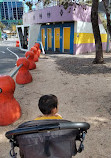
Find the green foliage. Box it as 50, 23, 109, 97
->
17, 21, 23, 25
43, 0, 51, 6
85, 0, 92, 4
37, 0, 72, 8
99, 13, 107, 32
9, 23, 17, 32
0, 22, 5, 31
60, 1, 70, 9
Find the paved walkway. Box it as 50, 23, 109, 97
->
0, 52, 111, 158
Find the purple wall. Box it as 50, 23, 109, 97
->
23, 4, 91, 25
74, 42, 107, 55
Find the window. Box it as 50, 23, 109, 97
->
12, 2, 17, 19
0, 1, 23, 21
8, 2, 13, 20
16, 2, 23, 19
1, 3, 5, 20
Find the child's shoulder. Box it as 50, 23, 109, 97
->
55, 113, 62, 118
34, 114, 62, 120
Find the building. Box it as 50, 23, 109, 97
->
0, 0, 23, 26
17, 2, 107, 55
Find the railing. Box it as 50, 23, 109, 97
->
10, 42, 45, 78
10, 64, 23, 78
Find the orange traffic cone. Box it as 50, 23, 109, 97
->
16, 40, 19, 47
16, 57, 32, 84
25, 51, 36, 70
30, 47, 39, 62
0, 75, 21, 126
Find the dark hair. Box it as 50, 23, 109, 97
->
38, 94, 58, 114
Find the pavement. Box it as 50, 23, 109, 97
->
0, 38, 25, 75
0, 39, 111, 158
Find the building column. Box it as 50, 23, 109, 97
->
3, 2, 6, 20
15, 1, 18, 20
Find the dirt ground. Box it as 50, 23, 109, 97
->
0, 52, 111, 158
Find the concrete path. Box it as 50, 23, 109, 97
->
0, 52, 111, 158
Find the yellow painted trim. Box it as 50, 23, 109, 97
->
74, 33, 107, 44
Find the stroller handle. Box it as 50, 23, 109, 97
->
5, 122, 90, 139
59, 122, 90, 130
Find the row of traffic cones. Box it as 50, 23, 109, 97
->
0, 43, 41, 126
16, 43, 41, 84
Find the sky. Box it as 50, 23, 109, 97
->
19, 0, 37, 12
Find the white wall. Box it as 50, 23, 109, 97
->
29, 24, 41, 49
74, 21, 106, 34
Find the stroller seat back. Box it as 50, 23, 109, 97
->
5, 119, 90, 158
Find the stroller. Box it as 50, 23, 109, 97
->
5, 119, 90, 158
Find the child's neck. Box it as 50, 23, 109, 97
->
44, 113, 57, 117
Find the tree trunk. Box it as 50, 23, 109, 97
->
91, 0, 104, 64
102, 0, 111, 36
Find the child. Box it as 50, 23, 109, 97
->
35, 94, 62, 120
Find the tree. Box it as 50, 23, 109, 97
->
91, 0, 104, 64
0, 22, 5, 31
102, 0, 111, 36
82, 0, 105, 64
25, 2, 33, 11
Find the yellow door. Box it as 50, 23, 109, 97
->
64, 27, 70, 51
55, 28, 60, 50
41, 29, 45, 47
47, 28, 52, 49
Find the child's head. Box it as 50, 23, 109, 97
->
38, 94, 58, 115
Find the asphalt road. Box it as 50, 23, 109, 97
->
0, 38, 25, 75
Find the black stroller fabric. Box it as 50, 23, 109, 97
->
16, 120, 79, 158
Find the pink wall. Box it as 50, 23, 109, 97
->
23, 4, 91, 25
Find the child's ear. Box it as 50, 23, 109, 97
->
51, 108, 57, 114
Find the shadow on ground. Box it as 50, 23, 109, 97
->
54, 56, 111, 75
101, 93, 111, 115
